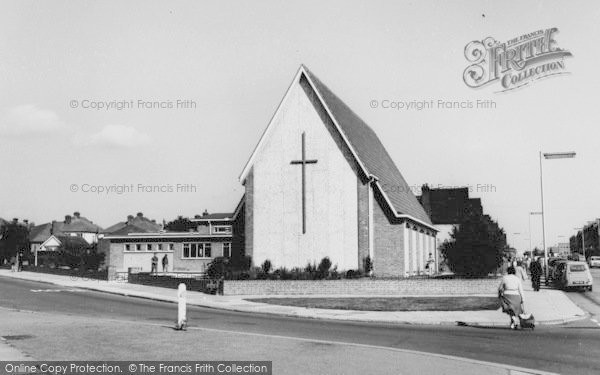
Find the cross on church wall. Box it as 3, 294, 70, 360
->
290, 132, 318, 234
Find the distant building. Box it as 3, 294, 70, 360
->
549, 242, 570, 257
101, 204, 244, 279
417, 184, 483, 246
28, 212, 103, 266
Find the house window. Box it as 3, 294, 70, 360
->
158, 244, 163, 251
136, 244, 142, 251
212, 225, 232, 235
182, 242, 212, 259
146, 244, 152, 251
169, 243, 174, 251
125, 244, 131, 252
223, 243, 231, 258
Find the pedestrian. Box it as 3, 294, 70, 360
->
151, 253, 158, 275
515, 261, 528, 281
162, 254, 168, 273
530, 257, 543, 292
498, 266, 525, 330
426, 253, 435, 276
525, 256, 531, 273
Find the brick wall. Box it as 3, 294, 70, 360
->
372, 193, 405, 277
244, 168, 254, 263
223, 277, 500, 296
356, 177, 370, 270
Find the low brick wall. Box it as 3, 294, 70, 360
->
223, 278, 500, 296
128, 273, 222, 294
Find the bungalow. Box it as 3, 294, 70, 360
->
101, 206, 244, 279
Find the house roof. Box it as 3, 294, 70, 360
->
29, 223, 53, 243
103, 213, 162, 234
29, 212, 102, 243
239, 65, 432, 226
44, 235, 90, 249
62, 213, 103, 233
105, 224, 150, 236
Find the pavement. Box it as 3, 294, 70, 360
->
0, 269, 587, 326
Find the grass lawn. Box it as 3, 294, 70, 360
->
246, 297, 500, 311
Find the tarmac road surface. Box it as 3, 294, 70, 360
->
1, 276, 599, 375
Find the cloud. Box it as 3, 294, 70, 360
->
85, 124, 152, 148
0, 104, 66, 137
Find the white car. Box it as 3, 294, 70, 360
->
589, 256, 600, 268
555, 261, 593, 291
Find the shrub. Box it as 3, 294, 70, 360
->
317, 257, 332, 279
441, 212, 505, 277
207, 257, 229, 279
345, 269, 363, 279
363, 256, 373, 274
261, 259, 272, 275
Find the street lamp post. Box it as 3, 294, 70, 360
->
529, 211, 542, 255
539, 151, 576, 279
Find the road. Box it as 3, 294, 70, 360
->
1, 277, 599, 374
563, 267, 600, 327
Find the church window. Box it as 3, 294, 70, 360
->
124, 244, 131, 252
157, 243, 163, 251
136, 244, 142, 251
169, 243, 174, 251
146, 244, 152, 251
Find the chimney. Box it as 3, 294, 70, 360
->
73, 212, 80, 218
202, 209, 209, 217
194, 214, 201, 219
127, 215, 134, 223
12, 218, 18, 224
136, 212, 143, 218
23, 219, 28, 225
151, 219, 156, 223
51, 220, 56, 235
65, 215, 72, 224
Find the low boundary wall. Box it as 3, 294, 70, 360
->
223, 278, 500, 296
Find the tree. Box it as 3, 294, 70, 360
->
440, 212, 505, 277
164, 217, 195, 232
0, 220, 30, 263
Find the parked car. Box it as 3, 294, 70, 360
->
588, 256, 600, 268
545, 258, 567, 286
553, 261, 593, 291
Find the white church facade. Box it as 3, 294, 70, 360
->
239, 65, 438, 277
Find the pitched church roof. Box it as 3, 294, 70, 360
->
240, 65, 433, 227
302, 67, 431, 225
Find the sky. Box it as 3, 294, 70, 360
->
1, 0, 599, 253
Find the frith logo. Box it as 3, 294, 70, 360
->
463, 28, 573, 92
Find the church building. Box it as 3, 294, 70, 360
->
239, 65, 437, 277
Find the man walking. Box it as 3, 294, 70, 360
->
162, 254, 169, 273
530, 256, 543, 292
151, 253, 158, 275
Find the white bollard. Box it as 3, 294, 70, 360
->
176, 283, 187, 330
